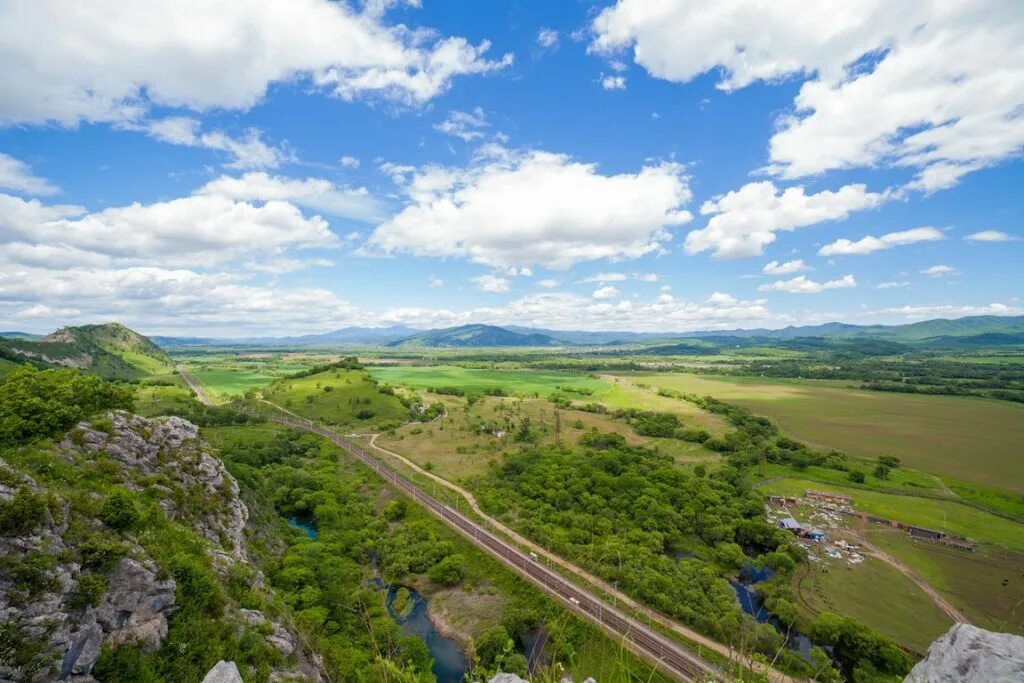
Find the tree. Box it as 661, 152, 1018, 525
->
848, 471, 865, 483
382, 499, 408, 521
873, 464, 890, 480
428, 554, 466, 587
0, 366, 134, 446
877, 454, 901, 469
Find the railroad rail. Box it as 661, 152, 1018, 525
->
269, 415, 722, 682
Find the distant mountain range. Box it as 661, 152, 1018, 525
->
7, 314, 1024, 351
387, 324, 563, 348
0, 322, 173, 379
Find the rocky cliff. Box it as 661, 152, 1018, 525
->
0, 411, 318, 682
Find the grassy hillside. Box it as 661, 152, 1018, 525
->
0, 322, 173, 379
261, 366, 409, 428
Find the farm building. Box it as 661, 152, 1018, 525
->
806, 489, 852, 505
779, 517, 801, 533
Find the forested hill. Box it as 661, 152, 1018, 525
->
388, 323, 562, 347
0, 322, 173, 379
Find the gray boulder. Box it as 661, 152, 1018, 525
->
905, 623, 1024, 682
203, 660, 244, 683
489, 675, 530, 683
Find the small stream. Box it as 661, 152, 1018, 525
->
385, 586, 469, 683
730, 565, 816, 660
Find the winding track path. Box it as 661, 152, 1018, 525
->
178, 365, 796, 682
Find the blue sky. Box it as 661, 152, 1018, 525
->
0, 0, 1021, 336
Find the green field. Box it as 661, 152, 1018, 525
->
792, 554, 953, 653
867, 529, 1024, 635
759, 477, 1024, 552
190, 366, 277, 397
630, 373, 1024, 493
369, 365, 610, 396
179, 354, 321, 399
262, 367, 409, 428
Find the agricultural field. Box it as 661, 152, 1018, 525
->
177, 353, 324, 399
261, 366, 409, 428
791, 552, 953, 653
758, 477, 1024, 552
866, 529, 1024, 635
628, 373, 1024, 493
375, 392, 720, 482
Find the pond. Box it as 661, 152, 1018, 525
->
385, 585, 469, 683
287, 514, 317, 539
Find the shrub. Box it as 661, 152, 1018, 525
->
848, 471, 866, 483
428, 555, 466, 587
382, 499, 408, 521
0, 487, 49, 535
99, 490, 139, 531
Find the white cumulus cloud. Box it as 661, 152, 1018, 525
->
0, 0, 512, 126
198, 172, 386, 222
0, 153, 59, 196
965, 230, 1018, 242
921, 264, 957, 278
759, 274, 856, 294
592, 285, 620, 299
472, 274, 511, 293
686, 181, 886, 258
592, 0, 1024, 191
762, 259, 806, 275
819, 227, 944, 256
369, 147, 692, 269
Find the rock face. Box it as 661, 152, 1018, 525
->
905, 623, 1024, 682
0, 412, 316, 682
62, 412, 250, 561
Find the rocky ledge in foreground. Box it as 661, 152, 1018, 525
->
905, 623, 1024, 682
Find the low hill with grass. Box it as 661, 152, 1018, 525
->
0, 322, 173, 379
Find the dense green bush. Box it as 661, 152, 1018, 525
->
428, 554, 466, 586
0, 366, 134, 445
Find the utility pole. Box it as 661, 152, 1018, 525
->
554, 406, 561, 447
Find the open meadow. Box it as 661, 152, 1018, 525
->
791, 553, 953, 653
375, 392, 721, 481
866, 529, 1024, 635
627, 373, 1024, 493
177, 353, 325, 399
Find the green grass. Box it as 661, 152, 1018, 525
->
630, 372, 1024, 494
117, 349, 174, 376
0, 358, 21, 378
867, 529, 1024, 635
262, 368, 409, 428
759, 477, 1024, 552
791, 554, 953, 653
369, 365, 610, 397
758, 462, 942, 494
190, 366, 276, 397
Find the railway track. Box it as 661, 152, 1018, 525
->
269, 415, 722, 682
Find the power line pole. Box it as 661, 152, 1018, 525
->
554, 405, 561, 447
